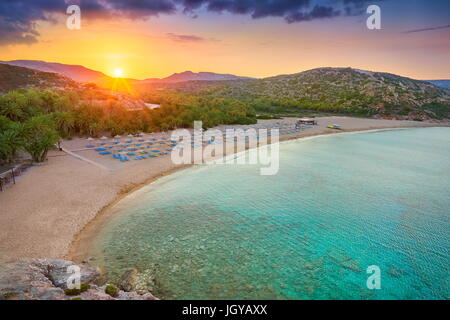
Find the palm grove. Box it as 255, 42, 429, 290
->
0, 87, 257, 165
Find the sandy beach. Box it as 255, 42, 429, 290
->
0, 116, 447, 263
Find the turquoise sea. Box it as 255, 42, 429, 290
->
89, 128, 450, 299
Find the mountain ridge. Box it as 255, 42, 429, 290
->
2, 60, 447, 88
1, 63, 448, 120
206, 67, 450, 120
0, 63, 78, 92
153, 71, 253, 83
0, 60, 107, 83
0, 60, 253, 84
426, 80, 450, 90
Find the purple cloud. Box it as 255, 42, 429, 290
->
404, 24, 450, 34
0, 0, 379, 45
166, 32, 218, 42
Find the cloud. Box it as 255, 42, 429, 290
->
0, 0, 66, 45
103, 0, 176, 18
187, 0, 378, 20
403, 24, 450, 34
0, 0, 379, 45
166, 32, 218, 42
285, 5, 341, 23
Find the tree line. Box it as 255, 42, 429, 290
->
0, 88, 256, 164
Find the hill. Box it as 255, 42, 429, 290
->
426, 80, 450, 90
0, 60, 252, 84
149, 71, 253, 83
1, 62, 448, 120
0, 60, 107, 83
0, 63, 149, 112
205, 67, 450, 120
0, 63, 78, 92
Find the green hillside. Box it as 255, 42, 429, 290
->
0, 63, 77, 92
201, 68, 450, 120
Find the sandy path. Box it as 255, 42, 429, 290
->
0, 117, 446, 263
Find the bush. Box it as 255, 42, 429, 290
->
64, 283, 90, 296
105, 284, 119, 297
0, 292, 17, 300
22, 115, 59, 163
0, 123, 23, 164
64, 288, 81, 296
256, 114, 282, 120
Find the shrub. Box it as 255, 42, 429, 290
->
64, 283, 90, 296
0, 292, 17, 300
105, 284, 119, 297
0, 125, 24, 164
22, 115, 59, 163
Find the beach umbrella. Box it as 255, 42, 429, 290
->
100, 136, 108, 140
114, 135, 122, 139
128, 134, 133, 137
87, 137, 94, 141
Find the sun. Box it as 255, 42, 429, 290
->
113, 68, 123, 78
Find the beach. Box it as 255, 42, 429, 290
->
0, 116, 446, 264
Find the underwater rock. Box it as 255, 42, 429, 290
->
387, 266, 406, 278
119, 268, 138, 292
340, 259, 362, 272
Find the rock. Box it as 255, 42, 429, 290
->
46, 259, 100, 289
80, 285, 115, 300
119, 268, 138, 292
0, 259, 158, 300
340, 259, 362, 272
387, 266, 406, 278
30, 286, 67, 300
117, 291, 158, 300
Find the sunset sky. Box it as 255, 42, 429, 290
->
0, 0, 449, 80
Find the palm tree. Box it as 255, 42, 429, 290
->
0, 124, 24, 163
22, 115, 59, 163
53, 111, 76, 138
0, 100, 24, 121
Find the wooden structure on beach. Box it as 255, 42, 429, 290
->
298, 118, 317, 125
296, 118, 318, 128
0, 166, 15, 192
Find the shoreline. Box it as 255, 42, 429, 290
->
67, 123, 448, 264
0, 117, 448, 264
66, 164, 193, 263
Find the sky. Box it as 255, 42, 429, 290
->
0, 0, 449, 80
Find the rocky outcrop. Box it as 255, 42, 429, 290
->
212, 67, 450, 120
0, 259, 158, 300
119, 268, 138, 292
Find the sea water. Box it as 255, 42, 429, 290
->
90, 128, 450, 299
